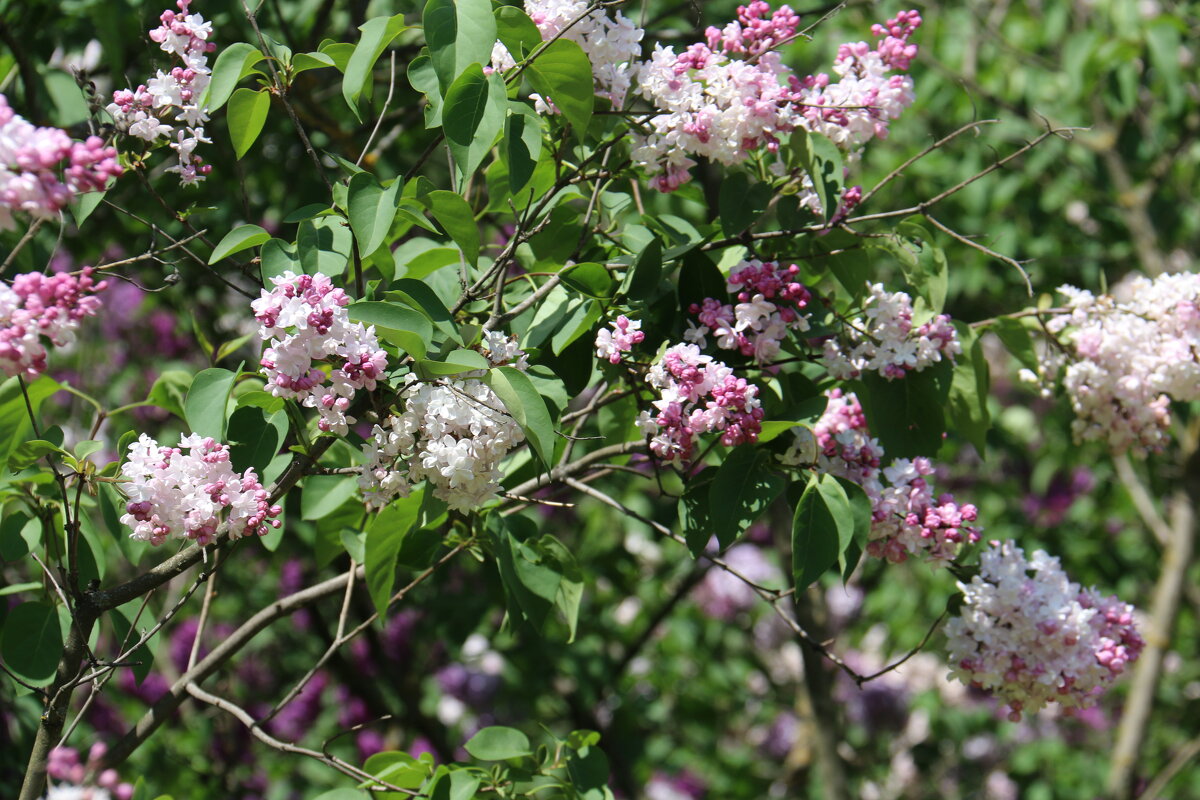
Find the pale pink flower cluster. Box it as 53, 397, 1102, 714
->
685, 259, 812, 364
490, 0, 644, 110
946, 540, 1144, 720
107, 0, 214, 185
823, 283, 959, 380
781, 390, 980, 564
253, 271, 387, 436
120, 433, 281, 546
1039, 272, 1200, 454
0, 267, 107, 378
358, 333, 527, 511
638, 342, 764, 462
0, 94, 121, 229
632, 3, 806, 191
595, 315, 645, 364
693, 542, 782, 620
44, 744, 133, 800
797, 11, 920, 152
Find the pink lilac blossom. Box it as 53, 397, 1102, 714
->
637, 342, 764, 462
0, 268, 107, 378
252, 271, 387, 436
1034, 272, 1200, 454
595, 314, 645, 364
780, 389, 980, 564
693, 542, 782, 620
489, 0, 643, 110
358, 333, 528, 511
822, 283, 959, 380
107, 0, 215, 185
685, 259, 812, 364
44, 744, 133, 800
0, 95, 121, 229
945, 540, 1144, 720
120, 433, 281, 546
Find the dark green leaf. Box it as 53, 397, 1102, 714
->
855, 360, 953, 459
422, 190, 480, 266
792, 474, 842, 591
621, 238, 662, 300
0, 602, 63, 685
365, 488, 426, 616
227, 88, 270, 159
495, 6, 542, 60
718, 172, 771, 237
560, 262, 613, 299
709, 447, 786, 549
387, 279, 462, 343
503, 106, 543, 195
444, 65, 506, 181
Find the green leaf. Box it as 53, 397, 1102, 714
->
0, 375, 62, 465
718, 172, 771, 237
422, 190, 479, 265
855, 360, 953, 459
679, 481, 712, 557
443, 66, 506, 182
185, 368, 237, 441
416, 348, 489, 376
146, 371, 191, 420
464, 726, 532, 761
0, 581, 39, 597
112, 605, 154, 685
204, 42, 265, 112
495, 5, 542, 61
0, 513, 39, 561
621, 238, 662, 300
227, 88, 271, 159
948, 322, 991, 454
792, 474, 843, 592
484, 366, 555, 466
834, 476, 872, 582
503, 106, 543, 195
559, 262, 613, 299
298, 214, 353, 278
388, 279, 462, 344
302, 475, 360, 522
408, 54, 444, 127
209, 224, 270, 264
227, 406, 286, 476
991, 317, 1039, 371
524, 39, 594, 135
365, 489, 426, 616
0, 602, 63, 685
424, 0, 497, 93
260, 238, 301, 285
362, 751, 428, 789
708, 447, 786, 550
347, 173, 401, 256
71, 186, 107, 225
342, 14, 409, 119
894, 220, 949, 314
291, 51, 336, 74
347, 301, 433, 357
791, 129, 844, 221
9, 439, 67, 471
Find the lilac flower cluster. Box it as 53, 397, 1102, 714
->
594, 314, 645, 364
638, 342, 764, 462
685, 259, 812, 364
44, 744, 133, 800
0, 95, 121, 229
253, 271, 388, 435
781, 390, 980, 564
120, 433, 282, 545
946, 540, 1144, 720
358, 333, 528, 511
490, 0, 644, 110
107, 0, 215, 185
823, 283, 960, 380
0, 267, 107, 378
1034, 271, 1200, 453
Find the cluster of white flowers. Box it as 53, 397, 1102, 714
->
781, 390, 979, 564
252, 271, 388, 436
946, 540, 1144, 720
358, 333, 528, 512
1034, 271, 1200, 453
823, 283, 960, 380
120, 433, 281, 546
107, 0, 215, 185
490, 0, 643, 110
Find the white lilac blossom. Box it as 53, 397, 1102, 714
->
822, 283, 959, 380
781, 389, 980, 564
120, 434, 281, 546
490, 0, 643, 110
43, 744, 132, 800
686, 259, 812, 364
0, 268, 107, 378
357, 333, 528, 511
107, 0, 215, 185
0, 95, 121, 229
1037, 271, 1200, 454
594, 314, 645, 363
252, 271, 388, 436
945, 540, 1144, 720
638, 342, 764, 462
